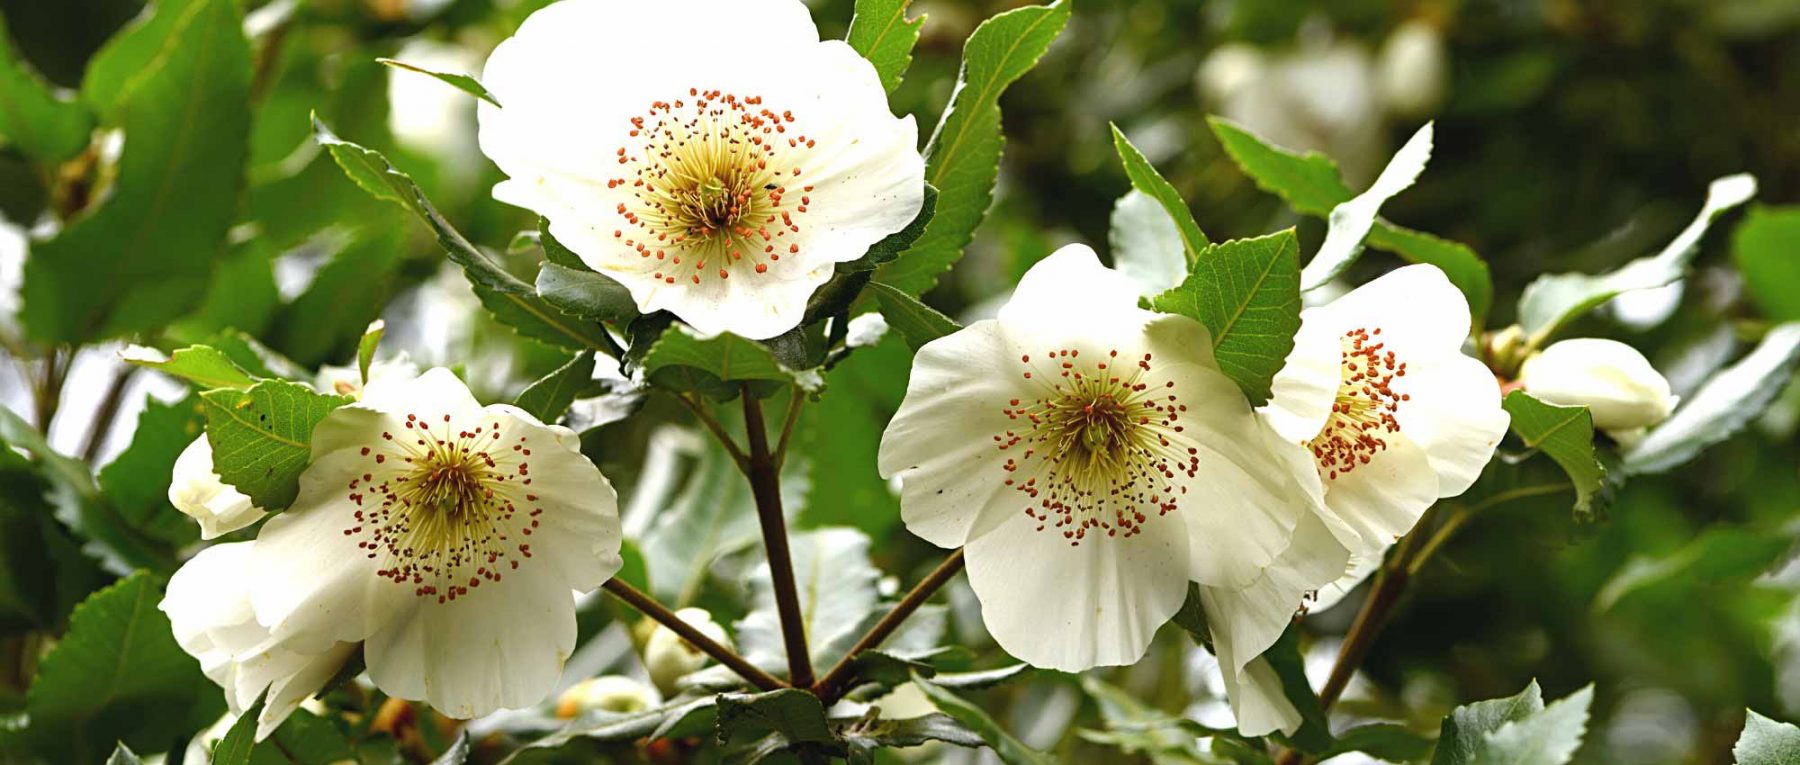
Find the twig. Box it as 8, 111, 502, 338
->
601, 578, 785, 692
669, 392, 749, 471
742, 387, 814, 688
773, 386, 806, 469
80, 367, 137, 462
813, 549, 966, 705
32, 347, 69, 435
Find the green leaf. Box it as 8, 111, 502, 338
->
846, 0, 924, 93
841, 712, 984, 751
716, 688, 835, 747
256, 707, 359, 765
1621, 322, 1800, 475
1111, 124, 1208, 266
1594, 526, 1793, 613
1447, 685, 1594, 765
24, 573, 221, 763
868, 281, 961, 350
0, 407, 173, 573
377, 57, 499, 106
1735, 710, 1800, 765
1148, 230, 1302, 406
1263, 625, 1332, 753
1320, 723, 1434, 762
0, 448, 107, 632
1079, 676, 1223, 764
514, 351, 596, 424
97, 393, 205, 548
536, 218, 589, 269
912, 672, 1052, 765
21, 0, 251, 343
312, 117, 616, 354
1169, 583, 1210, 647
271, 222, 408, 367
842, 184, 938, 272
122, 344, 257, 390
640, 326, 808, 401
795, 335, 909, 537
0, 13, 93, 163
1206, 117, 1492, 323
1431, 680, 1547, 765
874, 0, 1071, 295
1208, 117, 1353, 217
933, 664, 1031, 690
1516, 174, 1757, 343
536, 262, 639, 324
1734, 206, 1800, 321
1305, 122, 1433, 292
210, 692, 264, 765
357, 320, 385, 385
200, 380, 352, 511
739, 528, 882, 671
1501, 391, 1604, 517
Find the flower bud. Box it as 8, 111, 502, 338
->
169, 436, 266, 539
643, 608, 730, 695
1520, 338, 1677, 431
555, 676, 658, 719
1376, 19, 1448, 118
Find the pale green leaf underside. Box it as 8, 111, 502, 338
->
1622, 322, 1800, 475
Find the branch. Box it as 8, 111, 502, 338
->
813, 549, 966, 705
773, 386, 806, 469
742, 387, 814, 688
80, 367, 137, 462
601, 578, 785, 692
669, 391, 749, 472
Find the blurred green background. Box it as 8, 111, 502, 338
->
3, 0, 1798, 763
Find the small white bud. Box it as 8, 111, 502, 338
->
555, 675, 659, 718
1376, 19, 1448, 118
1520, 338, 1677, 432
644, 607, 730, 695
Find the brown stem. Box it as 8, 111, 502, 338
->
773, 387, 806, 469
33, 348, 68, 435
742, 388, 814, 688
813, 549, 966, 705
80, 367, 137, 462
670, 392, 749, 471
601, 578, 785, 691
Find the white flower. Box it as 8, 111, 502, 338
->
314, 354, 421, 398
1264, 264, 1509, 553
161, 543, 358, 740
170, 437, 267, 540
1220, 264, 1508, 733
555, 675, 659, 718
643, 607, 731, 695
1520, 338, 1676, 432
477, 0, 925, 339
878, 245, 1334, 673
238, 368, 623, 719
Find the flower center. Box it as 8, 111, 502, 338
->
344, 413, 543, 604
995, 348, 1199, 545
1308, 327, 1409, 480
608, 89, 817, 286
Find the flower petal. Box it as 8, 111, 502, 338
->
364, 560, 578, 718
998, 244, 1149, 337
963, 505, 1190, 671
1309, 264, 1470, 356
169, 437, 266, 539
1321, 433, 1439, 551
1393, 353, 1509, 497
1261, 310, 1342, 445
880, 320, 1036, 548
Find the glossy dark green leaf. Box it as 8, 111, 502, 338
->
210, 692, 264, 765
1148, 230, 1302, 406
875, 0, 1070, 295
536, 263, 639, 324
912, 672, 1052, 765
514, 351, 596, 423
1502, 391, 1604, 517
716, 688, 835, 747
869, 281, 960, 350
0, 13, 93, 163
200, 380, 352, 511
21, 0, 250, 343
846, 0, 924, 93
97, 393, 204, 548
640, 326, 806, 401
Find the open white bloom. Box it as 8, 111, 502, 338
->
1264, 264, 1509, 555
162, 543, 358, 740
171, 437, 267, 539
879, 245, 1333, 672
1520, 338, 1676, 432
238, 368, 623, 719
644, 607, 731, 695
478, 0, 924, 339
